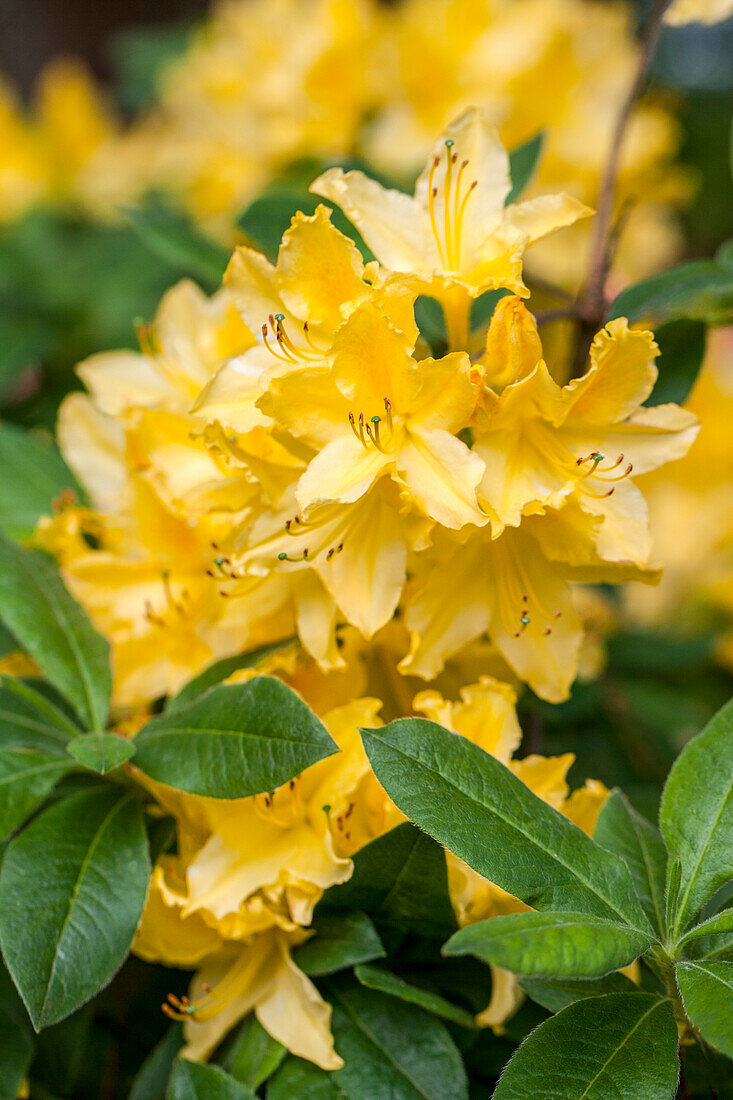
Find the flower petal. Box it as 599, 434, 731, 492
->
57, 393, 125, 511
504, 193, 592, 247
399, 427, 485, 528
276, 205, 366, 327
297, 435, 390, 511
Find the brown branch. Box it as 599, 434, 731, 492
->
579, 0, 674, 325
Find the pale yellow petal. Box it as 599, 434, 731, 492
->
399, 427, 485, 528
293, 571, 343, 670
504, 193, 592, 247
57, 393, 125, 511
475, 966, 524, 1031
565, 320, 659, 424
276, 205, 365, 327
296, 435, 390, 511
77, 350, 172, 416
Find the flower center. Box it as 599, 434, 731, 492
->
261, 313, 325, 364
348, 397, 394, 454
428, 139, 478, 272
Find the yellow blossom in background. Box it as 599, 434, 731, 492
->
665, 0, 733, 23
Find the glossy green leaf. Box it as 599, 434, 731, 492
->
0, 749, 73, 840
360, 720, 649, 930
318, 822, 457, 938
660, 697, 733, 937
354, 965, 477, 1029
166, 640, 292, 713
519, 972, 637, 1014
0, 677, 82, 745
506, 131, 545, 205
125, 199, 230, 292
0, 536, 111, 732
134, 676, 337, 798
648, 319, 706, 407
444, 911, 654, 979
594, 791, 668, 938
0, 1006, 33, 1100
493, 994, 679, 1099
0, 424, 80, 539
167, 1059, 256, 1099
0, 787, 150, 1029
677, 961, 733, 1057
225, 1014, 285, 1089
607, 257, 733, 325
267, 1057, 346, 1099
295, 912, 384, 977
327, 980, 469, 1100
66, 732, 135, 774
130, 1025, 183, 1100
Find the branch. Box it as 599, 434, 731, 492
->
580, 0, 674, 323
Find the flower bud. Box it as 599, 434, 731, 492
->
481, 295, 542, 388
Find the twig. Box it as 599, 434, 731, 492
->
579, 0, 674, 325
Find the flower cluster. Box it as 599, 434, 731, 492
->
35, 109, 701, 1064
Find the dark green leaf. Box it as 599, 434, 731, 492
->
360, 720, 649, 930
0, 425, 80, 538
660, 697, 733, 937
519, 972, 637, 1014
0, 788, 150, 1029
594, 791, 668, 938
327, 980, 468, 1100
110, 23, 193, 112
130, 1025, 183, 1100
295, 912, 384, 977
166, 640, 293, 713
267, 1057, 347, 1099
224, 1015, 285, 1090
444, 911, 654, 979
607, 258, 733, 325
677, 961, 733, 1057
0, 536, 111, 732
648, 319, 706, 406
0, 749, 73, 840
0, 677, 82, 745
678, 906, 733, 950
415, 296, 447, 350
166, 1059, 256, 1099
31, 1006, 91, 1094
506, 132, 545, 205
134, 677, 337, 798
0, 1006, 33, 1100
66, 732, 135, 774
493, 994, 679, 1099
318, 822, 457, 938
354, 965, 477, 1030
125, 199, 230, 292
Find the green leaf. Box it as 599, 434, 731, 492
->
648, 319, 706, 407
519, 972, 637, 1014
677, 907, 733, 951
134, 676, 337, 798
444, 911, 654, 979
327, 980, 469, 1100
0, 677, 83, 745
0, 787, 150, 1029
165, 640, 293, 713
130, 1025, 183, 1100
125, 199, 230, 292
506, 132, 545, 205
66, 732, 135, 774
0, 749, 73, 840
166, 1059, 256, 1099
318, 822, 457, 938
607, 258, 733, 325
0, 424, 80, 539
354, 964, 477, 1030
676, 961, 733, 1057
0, 1006, 33, 1100
660, 697, 733, 937
360, 720, 649, 930
493, 994, 679, 1099
594, 791, 668, 938
267, 1057, 347, 1099
295, 912, 385, 977
0, 536, 111, 732
224, 1015, 285, 1090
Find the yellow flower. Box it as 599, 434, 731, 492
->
312, 106, 590, 346
665, 0, 733, 22
401, 502, 658, 701
415, 677, 608, 1029
473, 316, 699, 561
133, 696, 381, 1064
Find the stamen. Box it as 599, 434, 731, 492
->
443, 141, 455, 268
428, 156, 447, 266
262, 323, 293, 364
384, 397, 393, 431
